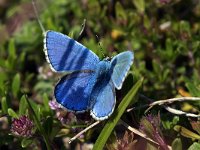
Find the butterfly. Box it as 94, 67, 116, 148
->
44, 31, 134, 120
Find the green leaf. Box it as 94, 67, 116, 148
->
179, 21, 191, 35
25, 96, 51, 150
26, 97, 43, 132
19, 52, 25, 64
0, 72, 7, 89
152, 60, 161, 74
93, 78, 143, 150
1, 97, 8, 114
174, 125, 200, 140
68, 31, 74, 38
146, 142, 158, 150
27, 98, 41, 120
8, 38, 16, 59
21, 138, 33, 148
185, 81, 200, 97
19, 95, 28, 115
162, 120, 171, 130
43, 116, 53, 137
172, 116, 179, 125
163, 116, 180, 130
188, 142, 200, 150
165, 38, 174, 59
132, 0, 145, 13
8, 108, 18, 118
0, 59, 6, 68
6, 39, 17, 70
34, 81, 53, 94
43, 93, 51, 113
115, 2, 127, 20
140, 118, 155, 138
172, 138, 182, 150
12, 73, 20, 97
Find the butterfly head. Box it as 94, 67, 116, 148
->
103, 56, 111, 61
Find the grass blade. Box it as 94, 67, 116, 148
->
93, 78, 143, 150
25, 95, 51, 150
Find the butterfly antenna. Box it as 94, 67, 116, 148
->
96, 35, 106, 58
79, 19, 86, 37
32, 0, 46, 34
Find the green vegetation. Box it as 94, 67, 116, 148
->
0, 0, 200, 149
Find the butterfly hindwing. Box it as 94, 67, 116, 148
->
44, 31, 100, 72
111, 51, 134, 90
54, 71, 96, 112
90, 80, 116, 120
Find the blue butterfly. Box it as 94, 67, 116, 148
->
44, 31, 134, 120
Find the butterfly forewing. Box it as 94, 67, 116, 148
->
44, 31, 100, 72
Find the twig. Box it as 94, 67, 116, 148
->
164, 106, 200, 117
119, 119, 159, 145
150, 97, 200, 106
120, 120, 172, 150
68, 120, 100, 143
128, 95, 200, 118
146, 97, 200, 114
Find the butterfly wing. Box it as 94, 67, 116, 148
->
54, 71, 96, 112
44, 31, 100, 72
90, 80, 116, 120
111, 51, 134, 90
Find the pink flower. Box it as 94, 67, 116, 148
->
49, 100, 60, 110
11, 115, 34, 138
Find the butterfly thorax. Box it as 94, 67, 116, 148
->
87, 60, 112, 97
95, 60, 111, 81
